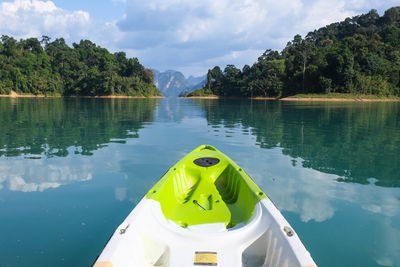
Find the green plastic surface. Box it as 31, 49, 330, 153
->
145, 145, 267, 228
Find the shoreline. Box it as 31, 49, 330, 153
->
2, 91, 399, 101
0, 91, 164, 99
179, 96, 277, 100
68, 95, 164, 99
280, 97, 400, 102
178, 95, 219, 99
180, 96, 400, 101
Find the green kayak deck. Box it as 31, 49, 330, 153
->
146, 145, 266, 228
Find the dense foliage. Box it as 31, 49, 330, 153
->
0, 36, 161, 96
192, 7, 400, 98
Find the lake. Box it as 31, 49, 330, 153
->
0, 97, 399, 267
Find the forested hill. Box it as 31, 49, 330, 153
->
191, 7, 400, 98
0, 36, 161, 96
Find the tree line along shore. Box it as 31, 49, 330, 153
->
0, 36, 161, 97
1, 7, 399, 99
187, 7, 400, 100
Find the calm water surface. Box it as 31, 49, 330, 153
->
0, 98, 399, 267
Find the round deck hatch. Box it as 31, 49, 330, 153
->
193, 157, 220, 167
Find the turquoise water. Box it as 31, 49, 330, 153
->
0, 98, 399, 266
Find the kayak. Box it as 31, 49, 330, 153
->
94, 145, 317, 267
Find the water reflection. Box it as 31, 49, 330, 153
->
1, 98, 399, 192
194, 99, 400, 188
374, 217, 400, 267
0, 149, 93, 192
0, 98, 399, 266
201, 127, 400, 266
190, 99, 400, 266
154, 98, 206, 123
0, 98, 158, 158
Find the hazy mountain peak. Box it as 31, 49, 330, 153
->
153, 70, 206, 97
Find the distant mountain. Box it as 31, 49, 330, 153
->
186, 75, 206, 96
187, 75, 206, 87
153, 70, 206, 97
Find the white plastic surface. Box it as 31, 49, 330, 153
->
95, 198, 317, 267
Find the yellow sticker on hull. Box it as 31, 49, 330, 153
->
194, 251, 217, 266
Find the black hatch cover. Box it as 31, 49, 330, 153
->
193, 157, 220, 167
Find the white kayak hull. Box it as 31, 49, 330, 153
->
94, 197, 316, 267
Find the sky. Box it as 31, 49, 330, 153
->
0, 0, 398, 77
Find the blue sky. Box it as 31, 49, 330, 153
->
0, 0, 398, 77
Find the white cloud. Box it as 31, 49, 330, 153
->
0, 0, 93, 40
8, 175, 61, 192
373, 216, 400, 267
115, 187, 127, 201
0, 0, 398, 76
115, 0, 398, 76
0, 155, 93, 192
116, 0, 304, 73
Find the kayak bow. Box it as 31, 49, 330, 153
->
94, 145, 317, 267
